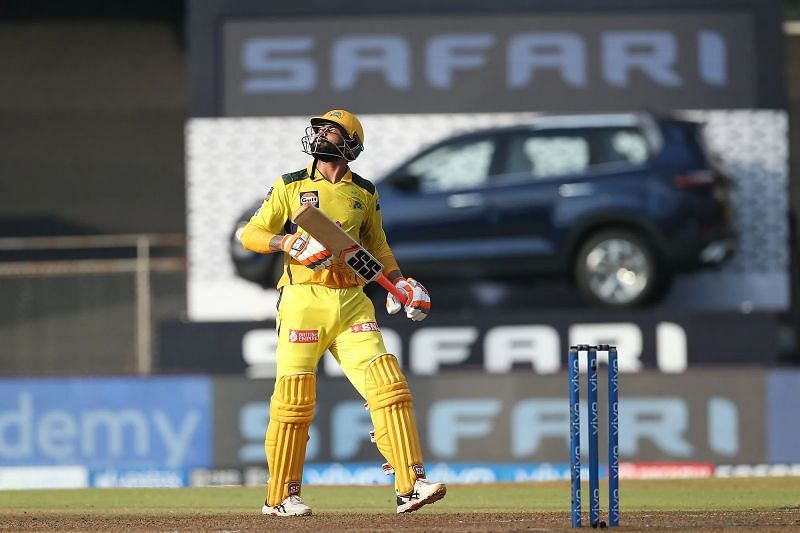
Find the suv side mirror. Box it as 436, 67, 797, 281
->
391, 173, 420, 192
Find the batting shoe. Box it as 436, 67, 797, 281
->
396, 479, 447, 514
261, 495, 312, 517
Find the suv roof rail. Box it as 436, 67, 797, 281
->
531, 112, 641, 128
530, 111, 663, 154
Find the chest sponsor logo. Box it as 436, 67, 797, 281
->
351, 322, 380, 333
288, 329, 319, 343
300, 191, 319, 207
349, 197, 364, 210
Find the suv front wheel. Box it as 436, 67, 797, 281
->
230, 221, 285, 289
574, 229, 665, 307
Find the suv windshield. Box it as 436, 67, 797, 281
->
405, 138, 496, 193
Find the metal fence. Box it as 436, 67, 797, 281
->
0, 234, 185, 376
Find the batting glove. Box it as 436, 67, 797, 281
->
386, 277, 431, 321
280, 232, 332, 271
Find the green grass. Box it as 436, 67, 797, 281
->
0, 478, 798, 515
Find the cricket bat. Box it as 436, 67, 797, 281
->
291, 204, 411, 305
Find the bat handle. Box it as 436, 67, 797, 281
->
376, 274, 412, 306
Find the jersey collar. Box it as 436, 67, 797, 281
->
307, 163, 352, 183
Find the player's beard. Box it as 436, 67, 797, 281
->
313, 138, 344, 162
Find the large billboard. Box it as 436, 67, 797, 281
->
189, 0, 785, 116
212, 371, 769, 467
223, 13, 756, 116
0, 377, 212, 469
159, 310, 783, 376
2, 370, 799, 487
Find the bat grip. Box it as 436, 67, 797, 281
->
376, 274, 412, 306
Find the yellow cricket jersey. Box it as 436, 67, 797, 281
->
240, 164, 399, 289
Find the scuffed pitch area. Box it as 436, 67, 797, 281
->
2, 510, 800, 532
3, 481, 799, 531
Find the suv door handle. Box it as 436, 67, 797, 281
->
447, 193, 484, 208
558, 183, 594, 197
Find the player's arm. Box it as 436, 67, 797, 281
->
240, 180, 332, 270
240, 180, 289, 254
385, 269, 404, 283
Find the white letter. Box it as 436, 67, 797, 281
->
410, 327, 478, 374
331, 401, 373, 460
508, 32, 586, 87
238, 401, 267, 463
153, 411, 201, 468
332, 36, 410, 90
428, 399, 502, 458
242, 328, 278, 379
656, 322, 687, 373
427, 33, 494, 89
603, 31, 681, 87
242, 37, 316, 93
82, 411, 148, 458
621, 398, 693, 456
511, 399, 568, 456
484, 325, 560, 374
708, 397, 738, 456
569, 323, 642, 372
38, 411, 76, 460
0, 393, 32, 459
698, 30, 726, 85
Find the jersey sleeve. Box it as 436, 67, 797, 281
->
240, 178, 290, 254
360, 188, 400, 274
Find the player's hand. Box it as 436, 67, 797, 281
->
386, 277, 430, 321
280, 232, 332, 271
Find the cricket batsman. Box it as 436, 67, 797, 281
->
240, 109, 447, 516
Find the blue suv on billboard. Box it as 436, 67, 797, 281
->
232, 112, 735, 308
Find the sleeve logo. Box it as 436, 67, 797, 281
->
288, 329, 319, 343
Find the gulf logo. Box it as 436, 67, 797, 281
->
300, 191, 319, 207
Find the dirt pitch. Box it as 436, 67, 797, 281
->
3, 510, 800, 532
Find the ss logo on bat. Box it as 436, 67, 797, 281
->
346, 249, 382, 282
